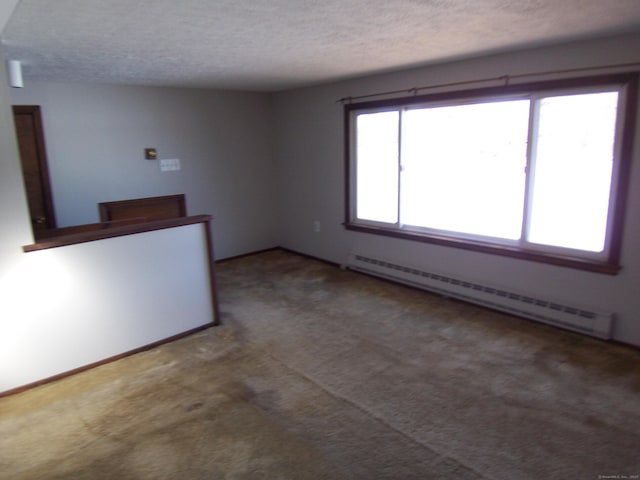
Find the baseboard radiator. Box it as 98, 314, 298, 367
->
347, 253, 613, 339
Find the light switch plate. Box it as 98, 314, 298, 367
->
159, 158, 181, 172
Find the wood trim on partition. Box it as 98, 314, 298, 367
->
23, 214, 212, 252
0, 324, 213, 399
34, 217, 147, 240
203, 217, 221, 325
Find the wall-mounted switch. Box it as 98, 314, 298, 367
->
160, 158, 181, 172
313, 220, 321, 232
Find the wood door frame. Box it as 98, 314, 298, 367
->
13, 105, 57, 231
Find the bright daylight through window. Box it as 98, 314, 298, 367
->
345, 74, 638, 273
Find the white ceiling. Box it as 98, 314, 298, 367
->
2, 0, 640, 92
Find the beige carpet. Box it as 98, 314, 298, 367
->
1, 249, 639, 479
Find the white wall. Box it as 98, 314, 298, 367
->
0, 1, 18, 33
0, 0, 32, 257
0, 6, 40, 389
10, 82, 278, 259
0, 223, 215, 392
273, 33, 640, 346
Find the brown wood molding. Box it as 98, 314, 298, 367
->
12, 105, 57, 231
98, 194, 187, 222
23, 214, 212, 252
203, 217, 221, 325
34, 217, 147, 240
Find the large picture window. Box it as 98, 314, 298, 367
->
345, 74, 638, 274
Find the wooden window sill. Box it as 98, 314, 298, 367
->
345, 222, 621, 275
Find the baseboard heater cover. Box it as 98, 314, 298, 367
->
347, 253, 613, 339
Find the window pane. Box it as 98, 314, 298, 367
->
355, 111, 399, 223
401, 100, 529, 239
528, 92, 618, 252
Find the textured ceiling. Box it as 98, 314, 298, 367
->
2, 0, 640, 92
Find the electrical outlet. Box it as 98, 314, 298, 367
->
313, 220, 321, 232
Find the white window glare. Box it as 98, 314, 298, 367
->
401, 101, 530, 239
355, 111, 399, 223
527, 92, 619, 252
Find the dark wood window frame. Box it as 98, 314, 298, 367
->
344, 73, 639, 275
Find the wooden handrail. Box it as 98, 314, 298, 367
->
23, 214, 213, 252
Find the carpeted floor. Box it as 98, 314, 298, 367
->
1, 249, 639, 479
